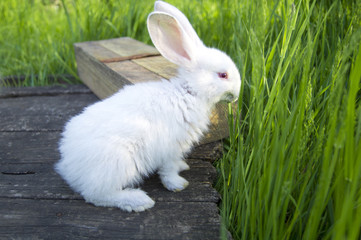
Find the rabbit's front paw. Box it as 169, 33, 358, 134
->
88, 188, 155, 212
161, 174, 189, 192
177, 160, 190, 172
117, 189, 155, 212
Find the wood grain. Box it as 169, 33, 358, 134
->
133, 55, 178, 80
73, 41, 121, 62
98, 37, 159, 58
0, 199, 220, 240
0, 158, 218, 203
105, 60, 162, 85
74, 43, 126, 99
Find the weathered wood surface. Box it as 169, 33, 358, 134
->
0, 85, 223, 239
74, 37, 233, 144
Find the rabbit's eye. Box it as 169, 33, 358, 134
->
218, 72, 228, 79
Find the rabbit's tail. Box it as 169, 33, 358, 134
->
84, 188, 155, 212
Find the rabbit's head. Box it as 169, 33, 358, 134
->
147, 1, 241, 105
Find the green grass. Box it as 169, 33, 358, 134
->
1, 0, 361, 239
0, 0, 153, 85
215, 0, 361, 239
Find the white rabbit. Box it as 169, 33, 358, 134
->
55, 0, 241, 212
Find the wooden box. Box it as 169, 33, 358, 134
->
74, 37, 231, 144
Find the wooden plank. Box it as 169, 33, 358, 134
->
75, 46, 163, 99
0, 94, 97, 131
73, 41, 122, 62
0, 160, 219, 203
133, 55, 178, 80
0, 84, 91, 98
105, 60, 162, 85
0, 131, 221, 164
0, 132, 60, 163
74, 38, 161, 64
97, 37, 159, 60
0, 199, 220, 239
1, 133, 218, 203
74, 43, 127, 99
189, 141, 223, 162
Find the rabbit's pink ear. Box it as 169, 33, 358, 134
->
147, 12, 199, 67
153, 1, 203, 49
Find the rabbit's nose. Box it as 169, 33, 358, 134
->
221, 92, 238, 103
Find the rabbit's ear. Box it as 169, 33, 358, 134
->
153, 1, 203, 48
147, 12, 202, 67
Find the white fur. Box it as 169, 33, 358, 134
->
55, 0, 241, 212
